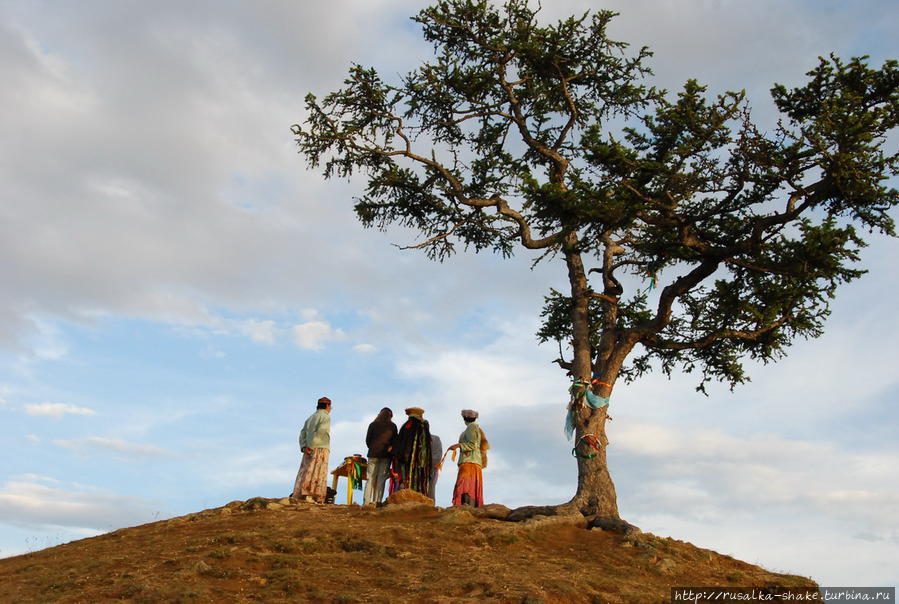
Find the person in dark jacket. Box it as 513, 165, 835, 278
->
363, 407, 397, 505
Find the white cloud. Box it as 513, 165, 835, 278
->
208, 443, 298, 489
353, 343, 376, 354
396, 319, 565, 413
0, 478, 160, 532
24, 402, 96, 418
611, 420, 899, 544
241, 318, 277, 344
18, 318, 68, 362
25, 434, 40, 443
292, 320, 345, 351
18, 474, 59, 484
53, 437, 174, 458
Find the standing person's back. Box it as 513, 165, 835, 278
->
428, 433, 443, 501
292, 397, 333, 503
390, 407, 432, 496
363, 407, 397, 505
448, 409, 489, 507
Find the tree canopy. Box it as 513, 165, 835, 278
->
294, 0, 898, 515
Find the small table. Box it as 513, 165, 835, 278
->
330, 456, 368, 505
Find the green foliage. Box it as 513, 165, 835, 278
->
294, 0, 658, 262
294, 0, 899, 391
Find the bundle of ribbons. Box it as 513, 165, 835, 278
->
346, 455, 366, 491
564, 377, 611, 441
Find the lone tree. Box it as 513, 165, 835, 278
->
294, 0, 899, 518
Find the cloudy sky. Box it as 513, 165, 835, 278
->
2, 0, 897, 589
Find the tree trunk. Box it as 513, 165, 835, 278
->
570, 404, 619, 517
564, 240, 620, 518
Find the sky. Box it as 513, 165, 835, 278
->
1, 0, 898, 589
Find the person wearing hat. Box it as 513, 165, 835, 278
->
448, 409, 489, 507
389, 407, 433, 497
291, 396, 332, 503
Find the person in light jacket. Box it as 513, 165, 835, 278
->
291, 397, 332, 503
428, 433, 443, 501
448, 409, 489, 507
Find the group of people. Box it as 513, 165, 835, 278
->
291, 397, 489, 508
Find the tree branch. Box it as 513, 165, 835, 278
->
494, 196, 566, 249
496, 56, 570, 182
642, 258, 721, 334
552, 62, 579, 151
394, 220, 467, 251
642, 315, 791, 350
590, 291, 619, 304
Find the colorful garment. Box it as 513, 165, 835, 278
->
452, 421, 488, 506
390, 415, 432, 496
292, 447, 330, 502
452, 462, 484, 507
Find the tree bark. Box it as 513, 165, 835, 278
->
570, 404, 619, 517
564, 239, 620, 518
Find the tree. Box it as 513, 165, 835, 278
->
293, 0, 899, 519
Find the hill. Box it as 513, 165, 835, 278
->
0, 497, 816, 603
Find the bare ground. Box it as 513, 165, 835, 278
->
0, 497, 816, 603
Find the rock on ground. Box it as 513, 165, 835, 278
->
467, 503, 512, 520
589, 516, 642, 536
385, 489, 435, 506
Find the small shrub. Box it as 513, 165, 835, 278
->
241, 497, 270, 511
339, 537, 381, 553
207, 548, 231, 559
306, 587, 326, 600
382, 545, 401, 558
263, 568, 301, 592
268, 541, 296, 554
488, 532, 519, 547
198, 565, 237, 580
269, 555, 296, 570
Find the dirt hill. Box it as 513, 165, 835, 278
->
1, 497, 816, 603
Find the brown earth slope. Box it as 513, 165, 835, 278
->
0, 497, 816, 603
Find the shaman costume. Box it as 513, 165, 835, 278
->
390, 407, 432, 496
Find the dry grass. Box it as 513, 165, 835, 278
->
0, 499, 816, 603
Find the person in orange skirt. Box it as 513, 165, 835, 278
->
448, 409, 489, 507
